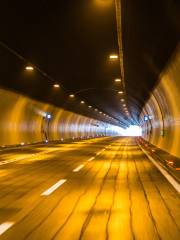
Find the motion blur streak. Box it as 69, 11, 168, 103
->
0, 137, 179, 239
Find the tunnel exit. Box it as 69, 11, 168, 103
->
122, 125, 142, 136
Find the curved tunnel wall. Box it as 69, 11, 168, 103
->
140, 44, 180, 158
0, 88, 120, 146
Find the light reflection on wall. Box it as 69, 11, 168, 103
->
0, 88, 121, 146
140, 44, 180, 158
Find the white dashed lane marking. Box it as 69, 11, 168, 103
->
0, 222, 14, 236
41, 179, 67, 196
87, 157, 95, 162
73, 164, 84, 172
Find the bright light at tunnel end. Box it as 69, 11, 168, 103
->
123, 125, 142, 136
106, 125, 142, 137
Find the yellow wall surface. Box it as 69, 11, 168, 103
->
140, 44, 180, 158
0, 88, 117, 146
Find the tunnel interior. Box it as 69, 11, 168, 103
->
0, 0, 180, 157
0, 1, 180, 239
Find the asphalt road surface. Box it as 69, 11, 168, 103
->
0, 137, 179, 240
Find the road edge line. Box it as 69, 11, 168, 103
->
138, 144, 180, 194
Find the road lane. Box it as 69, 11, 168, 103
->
0, 138, 112, 202
0, 138, 113, 222
1, 139, 118, 239
0, 137, 179, 240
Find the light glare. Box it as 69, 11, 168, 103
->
115, 78, 121, 82
109, 54, 118, 59
25, 66, 34, 71
123, 125, 142, 136
53, 84, 60, 88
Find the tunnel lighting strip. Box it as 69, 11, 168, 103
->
139, 145, 180, 194
41, 179, 67, 196
0, 41, 115, 124
0, 222, 14, 236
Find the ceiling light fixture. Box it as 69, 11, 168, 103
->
53, 84, 60, 88
109, 54, 118, 59
25, 66, 34, 71
115, 78, 121, 82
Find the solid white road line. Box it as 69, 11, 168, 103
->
0, 222, 14, 236
73, 164, 84, 172
139, 145, 180, 194
41, 179, 67, 196
87, 157, 95, 162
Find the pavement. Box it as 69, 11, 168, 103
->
0, 137, 179, 240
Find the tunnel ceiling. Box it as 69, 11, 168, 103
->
121, 0, 180, 122
0, 0, 179, 127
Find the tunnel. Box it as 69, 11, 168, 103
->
0, 0, 179, 239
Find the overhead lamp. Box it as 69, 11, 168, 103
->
88, 105, 92, 108
99, 112, 102, 114
53, 84, 60, 88
80, 101, 85, 104
109, 54, 118, 59
115, 78, 121, 82
121, 99, 125, 102
25, 66, 34, 71
95, 109, 98, 111
69, 94, 75, 98
123, 104, 126, 107
118, 91, 123, 94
